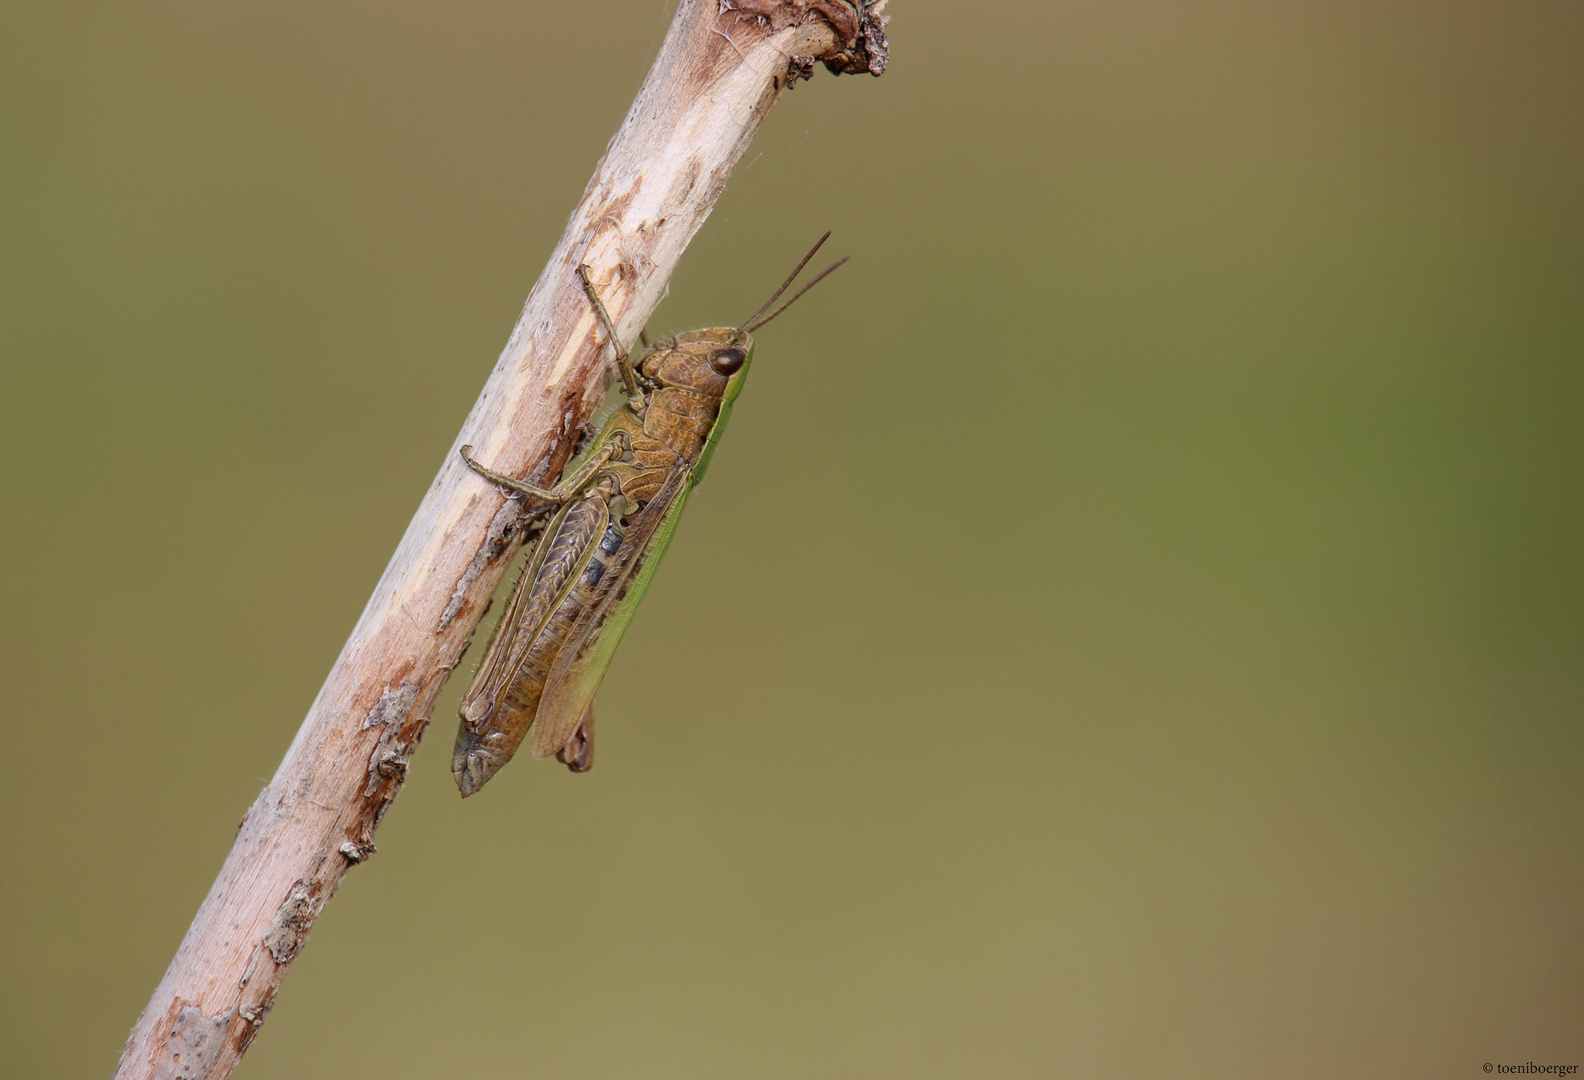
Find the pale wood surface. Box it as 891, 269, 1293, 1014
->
114, 4, 886, 1078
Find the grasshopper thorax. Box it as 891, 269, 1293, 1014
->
639, 327, 755, 400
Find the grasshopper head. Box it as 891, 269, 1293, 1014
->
639, 328, 754, 402
635, 234, 846, 404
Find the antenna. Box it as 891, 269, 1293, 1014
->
739, 232, 849, 334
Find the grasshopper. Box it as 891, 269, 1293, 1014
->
452, 235, 846, 795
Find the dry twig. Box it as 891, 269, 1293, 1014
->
114, 3, 886, 1077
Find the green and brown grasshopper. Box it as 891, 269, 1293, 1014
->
452, 235, 846, 795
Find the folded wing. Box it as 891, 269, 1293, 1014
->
531, 465, 694, 759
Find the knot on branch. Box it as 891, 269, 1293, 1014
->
729, 0, 889, 77
339, 840, 377, 864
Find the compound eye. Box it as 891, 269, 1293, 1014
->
708, 346, 746, 375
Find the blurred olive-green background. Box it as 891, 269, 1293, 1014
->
4, 2, 1581, 1077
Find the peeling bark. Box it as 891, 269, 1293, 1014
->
112, 3, 885, 1079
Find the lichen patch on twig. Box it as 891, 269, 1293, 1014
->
147, 1000, 232, 1080
360, 681, 420, 731
361, 679, 422, 796
262, 881, 324, 966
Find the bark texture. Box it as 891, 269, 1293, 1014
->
114, 3, 886, 1078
